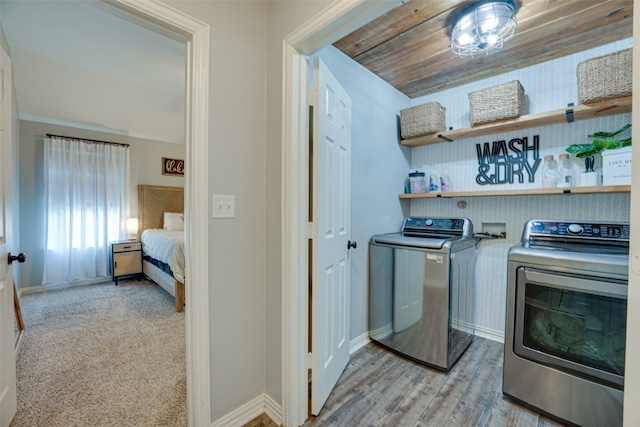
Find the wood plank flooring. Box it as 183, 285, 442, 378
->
244, 412, 280, 427
303, 337, 567, 427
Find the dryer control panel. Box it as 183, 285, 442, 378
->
526, 220, 630, 242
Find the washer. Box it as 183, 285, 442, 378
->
504, 219, 629, 427
369, 217, 478, 371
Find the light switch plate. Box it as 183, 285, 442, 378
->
212, 194, 235, 219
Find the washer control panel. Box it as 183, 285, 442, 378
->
528, 220, 630, 241
403, 217, 466, 232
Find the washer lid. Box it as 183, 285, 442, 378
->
371, 233, 446, 249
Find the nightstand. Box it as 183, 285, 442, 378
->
110, 241, 142, 285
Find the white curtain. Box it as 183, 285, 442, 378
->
43, 136, 130, 285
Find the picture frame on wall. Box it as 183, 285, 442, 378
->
162, 157, 185, 177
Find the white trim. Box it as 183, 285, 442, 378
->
210, 394, 281, 427
210, 395, 264, 427
281, 1, 401, 426
286, 0, 402, 55
455, 319, 505, 344
100, 2, 211, 426
473, 325, 505, 344
19, 277, 112, 294
264, 394, 283, 426
349, 331, 370, 355
281, 42, 311, 427
14, 332, 24, 356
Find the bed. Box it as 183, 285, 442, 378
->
138, 184, 185, 312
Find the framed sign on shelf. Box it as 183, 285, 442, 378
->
162, 157, 185, 177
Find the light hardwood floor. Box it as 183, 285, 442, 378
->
302, 337, 566, 427
244, 412, 280, 427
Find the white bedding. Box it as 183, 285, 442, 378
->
141, 229, 185, 283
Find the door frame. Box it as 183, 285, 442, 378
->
99, 1, 211, 425
281, 1, 399, 425
284, 5, 640, 427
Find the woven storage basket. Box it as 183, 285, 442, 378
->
400, 102, 446, 139
468, 80, 525, 126
577, 48, 632, 104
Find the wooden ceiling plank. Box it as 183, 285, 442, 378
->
399, 23, 631, 98
357, 0, 628, 81
400, 32, 630, 97
333, 0, 464, 58
335, 0, 632, 99
388, 3, 632, 96
350, 0, 579, 81
394, 18, 632, 95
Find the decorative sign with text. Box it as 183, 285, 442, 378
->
162, 157, 185, 177
475, 135, 541, 185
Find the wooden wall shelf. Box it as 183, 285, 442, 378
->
400, 96, 632, 148
399, 185, 631, 199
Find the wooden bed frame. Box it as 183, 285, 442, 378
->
138, 184, 185, 312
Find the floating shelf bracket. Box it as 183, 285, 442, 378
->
565, 102, 575, 123
437, 134, 453, 142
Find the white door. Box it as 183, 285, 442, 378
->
0, 45, 17, 427
310, 58, 351, 416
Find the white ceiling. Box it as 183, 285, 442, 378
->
1, 0, 186, 144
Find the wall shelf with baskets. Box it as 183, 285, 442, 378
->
398, 185, 630, 199
400, 96, 632, 148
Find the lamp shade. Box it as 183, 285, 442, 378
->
126, 218, 139, 238
451, 1, 517, 58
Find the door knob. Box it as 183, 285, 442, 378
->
347, 240, 357, 250
8, 253, 26, 265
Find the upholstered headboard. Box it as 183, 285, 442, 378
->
137, 185, 184, 234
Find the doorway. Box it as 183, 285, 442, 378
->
282, 3, 640, 427
69, 1, 212, 424
281, 2, 401, 425
3, 0, 211, 425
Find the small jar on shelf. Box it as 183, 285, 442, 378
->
557, 153, 575, 188
541, 155, 559, 188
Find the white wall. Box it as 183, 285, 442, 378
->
311, 45, 411, 343
164, 1, 271, 422
18, 120, 185, 291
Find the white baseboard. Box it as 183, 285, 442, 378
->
264, 394, 282, 426
20, 277, 112, 294
473, 325, 505, 343
349, 331, 370, 355
210, 393, 282, 427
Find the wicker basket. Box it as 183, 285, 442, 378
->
468, 80, 525, 126
400, 102, 446, 139
577, 48, 632, 104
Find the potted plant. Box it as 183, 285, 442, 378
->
565, 124, 631, 186
565, 123, 631, 158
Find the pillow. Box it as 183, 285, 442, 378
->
163, 212, 184, 231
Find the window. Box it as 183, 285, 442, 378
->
43, 136, 129, 284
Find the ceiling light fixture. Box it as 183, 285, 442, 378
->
451, 1, 517, 58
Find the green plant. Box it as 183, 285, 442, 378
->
565, 124, 632, 159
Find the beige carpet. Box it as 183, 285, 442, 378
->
11, 279, 186, 427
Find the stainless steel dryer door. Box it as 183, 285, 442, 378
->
514, 267, 627, 389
